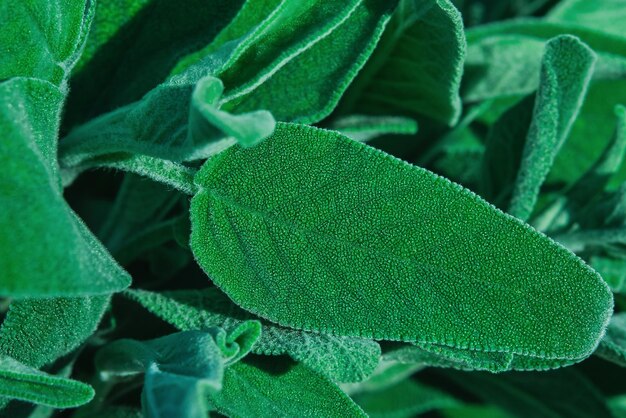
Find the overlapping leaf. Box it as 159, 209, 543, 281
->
124, 288, 381, 383
0, 355, 94, 409
338, 0, 465, 125
190, 122, 612, 364
208, 358, 366, 417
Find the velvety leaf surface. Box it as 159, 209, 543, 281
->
190, 122, 612, 361
0, 0, 93, 85
124, 288, 381, 383
208, 358, 366, 417
338, 0, 465, 125
353, 378, 459, 418
443, 368, 613, 418
507, 35, 595, 220
0, 296, 109, 369
0, 355, 93, 409
96, 328, 260, 418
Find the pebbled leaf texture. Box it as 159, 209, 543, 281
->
339, 0, 465, 125
124, 288, 381, 383
190, 122, 613, 362
208, 358, 366, 417
0, 355, 94, 409
508, 35, 596, 220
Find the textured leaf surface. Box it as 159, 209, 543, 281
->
339, 0, 465, 124
124, 288, 381, 383
0, 0, 93, 85
0, 296, 109, 369
0, 78, 130, 297
353, 378, 459, 418
209, 358, 366, 417
0, 355, 93, 408
190, 122, 612, 361
508, 35, 595, 220
443, 368, 613, 418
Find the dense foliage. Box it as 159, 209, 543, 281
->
1, 0, 626, 417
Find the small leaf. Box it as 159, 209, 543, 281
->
508, 35, 596, 220
209, 357, 366, 417
190, 122, 612, 362
338, 0, 465, 125
189, 76, 275, 148
96, 328, 259, 418
596, 312, 626, 366
353, 378, 459, 418
590, 255, 626, 294
124, 288, 381, 383
0, 355, 94, 409
328, 115, 418, 142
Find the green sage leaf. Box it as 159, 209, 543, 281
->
190, 122, 612, 362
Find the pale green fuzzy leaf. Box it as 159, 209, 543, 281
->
508, 35, 596, 220
124, 288, 381, 383
60, 74, 275, 167
0, 77, 130, 298
327, 115, 418, 142
596, 313, 626, 366
0, 296, 109, 369
190, 76, 275, 148
0, 0, 94, 86
547, 0, 626, 38
190, 122, 612, 362
96, 328, 259, 418
353, 378, 459, 418
0, 355, 93, 409
209, 358, 366, 417
443, 368, 613, 418
338, 0, 465, 125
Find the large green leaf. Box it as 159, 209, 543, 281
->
208, 358, 366, 417
190, 122, 612, 363
124, 288, 381, 383
0, 78, 130, 298
507, 36, 595, 220
338, 0, 465, 125
96, 327, 260, 418
0, 355, 93, 409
